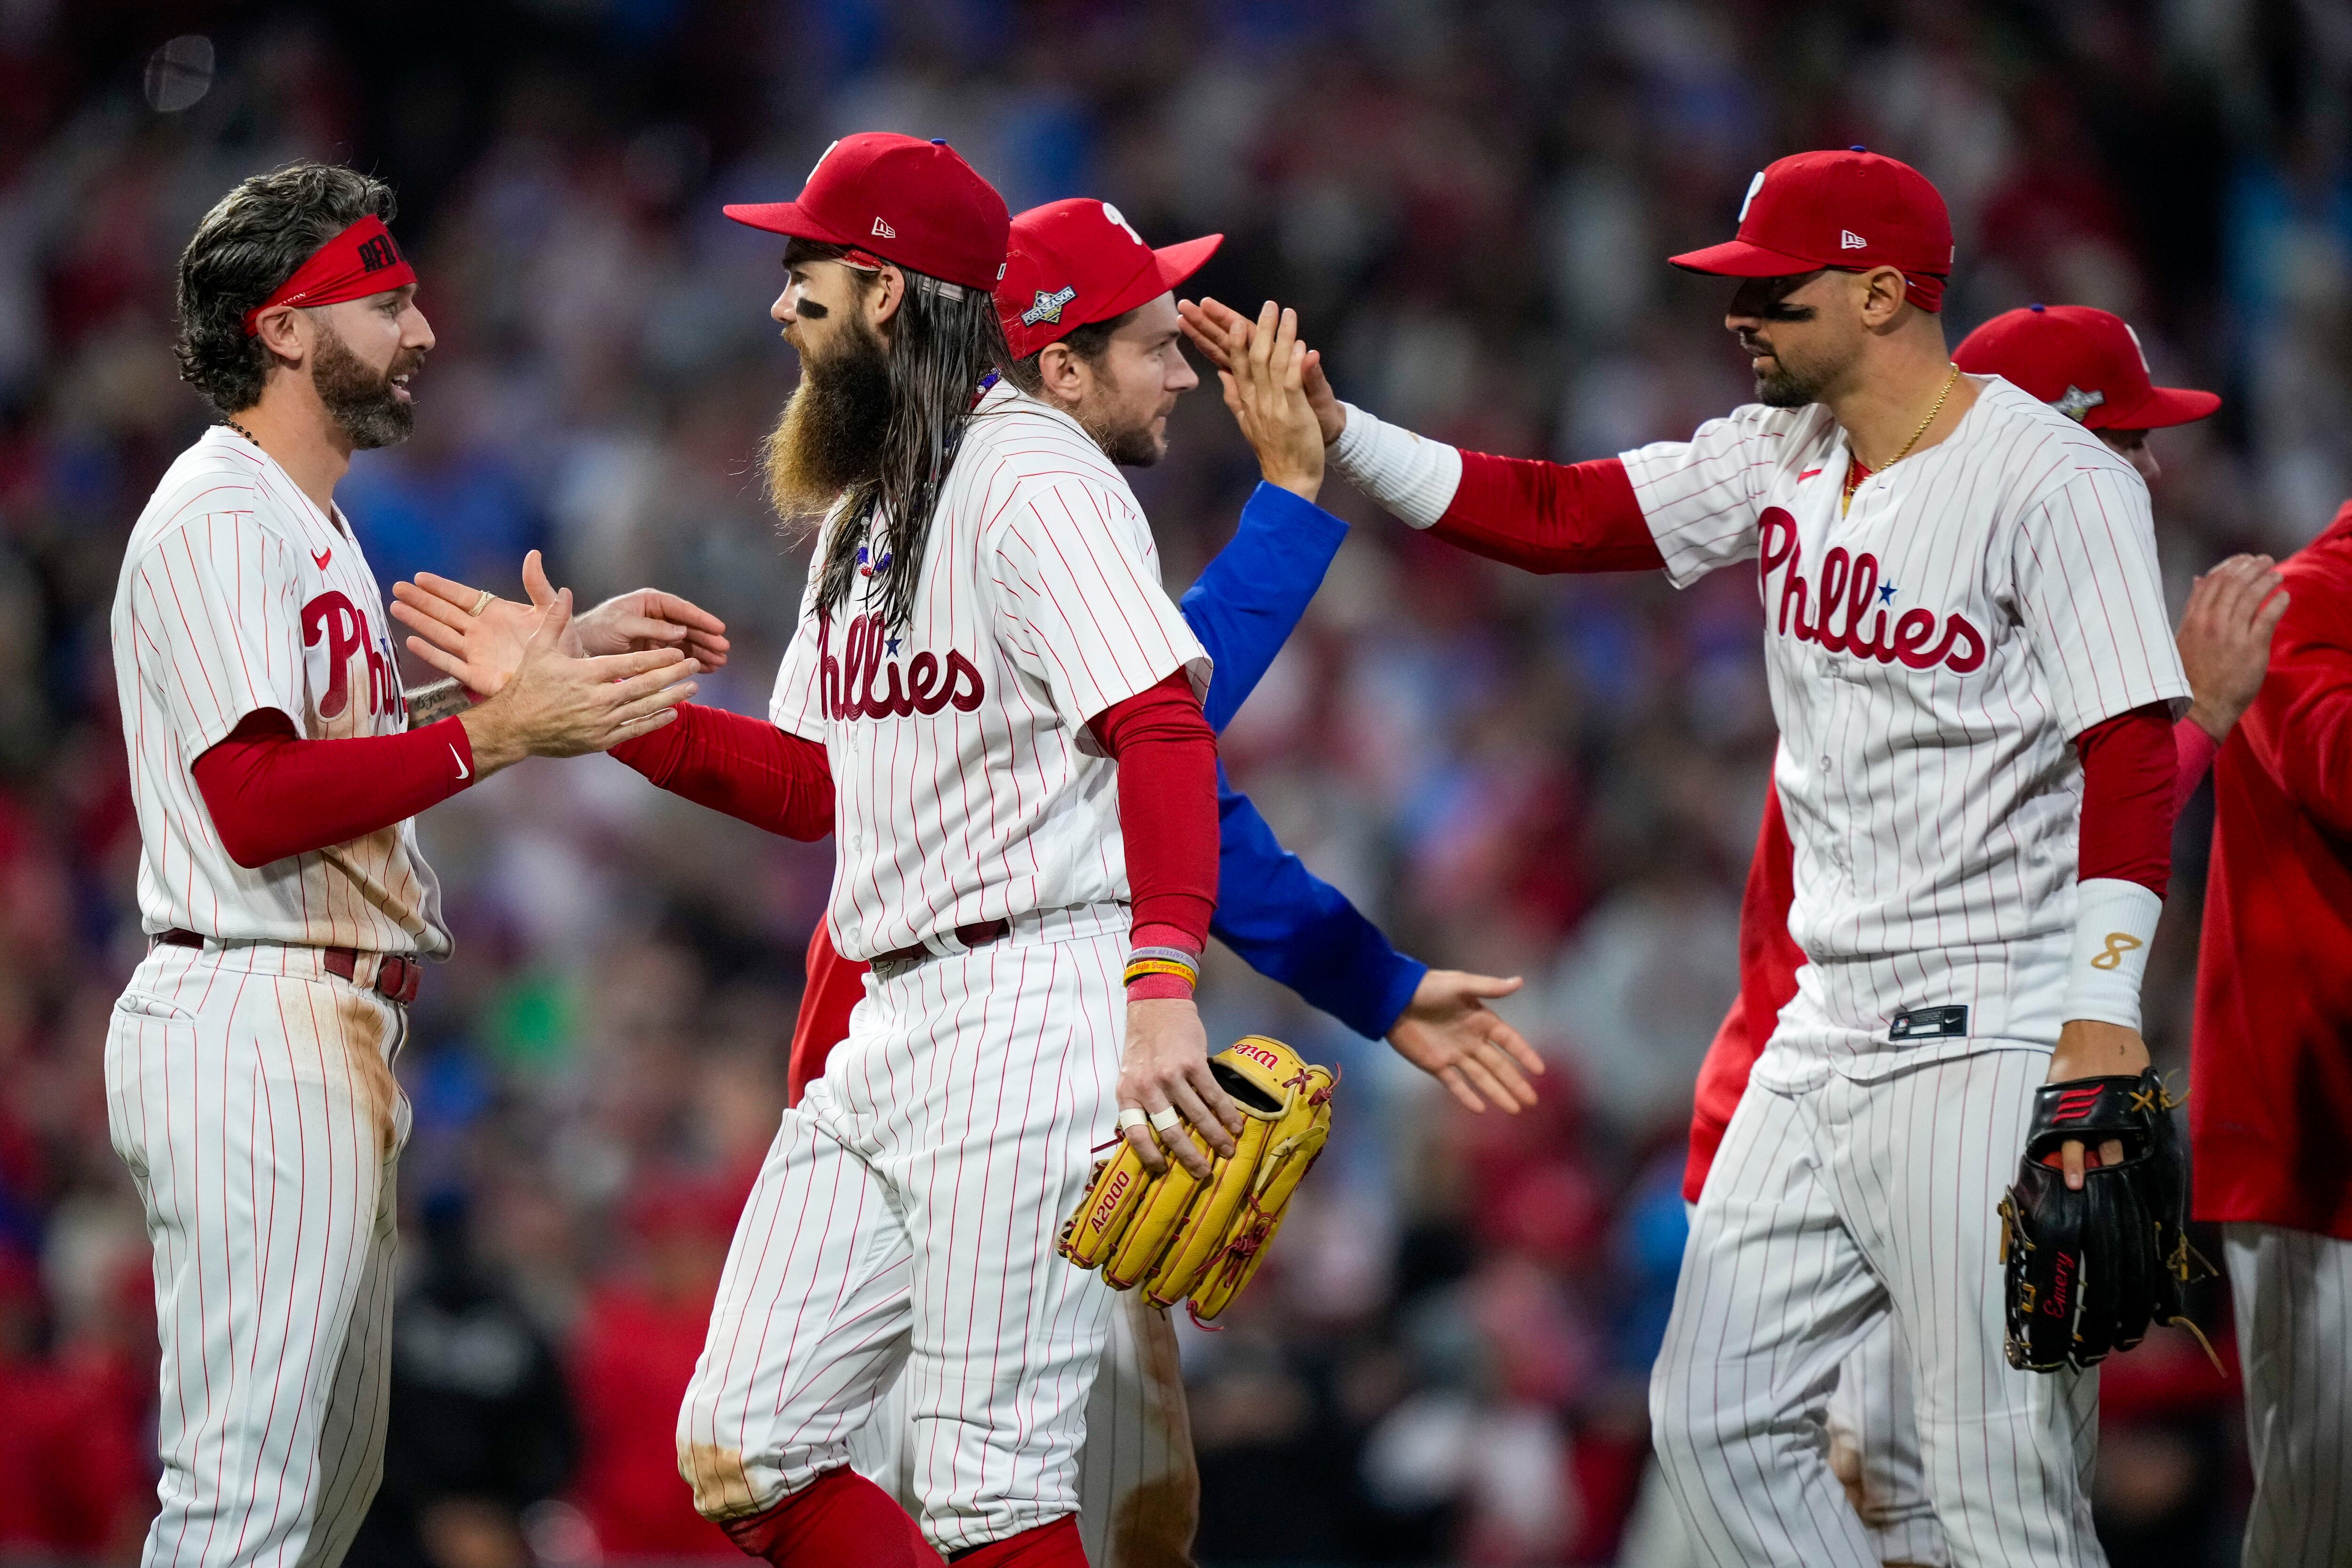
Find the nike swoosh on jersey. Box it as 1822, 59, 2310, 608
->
1798, 467, 1823, 482
449, 744, 469, 781
312, 547, 333, 570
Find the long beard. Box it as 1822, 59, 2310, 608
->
312, 325, 417, 449
763, 324, 892, 516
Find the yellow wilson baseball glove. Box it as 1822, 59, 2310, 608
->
1057, 1035, 1336, 1324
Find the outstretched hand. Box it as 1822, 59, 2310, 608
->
1180, 295, 1345, 446
1386, 970, 1546, 1113
393, 550, 730, 696
1215, 300, 1325, 501
453, 587, 699, 776
2177, 553, 2287, 742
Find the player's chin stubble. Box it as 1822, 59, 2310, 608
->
763, 320, 892, 515
311, 327, 418, 450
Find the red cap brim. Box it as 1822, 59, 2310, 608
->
1152, 233, 1223, 294
2096, 385, 2221, 430
1668, 238, 1828, 278
723, 200, 854, 247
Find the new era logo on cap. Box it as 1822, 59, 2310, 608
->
872, 216, 897, 239
1840, 229, 1867, 250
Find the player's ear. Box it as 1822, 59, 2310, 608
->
866, 265, 906, 332
1035, 341, 1085, 408
1857, 266, 1909, 332
252, 304, 308, 370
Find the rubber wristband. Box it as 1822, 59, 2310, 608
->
2060, 877, 2162, 1032
1126, 973, 1195, 1002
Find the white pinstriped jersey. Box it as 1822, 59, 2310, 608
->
769, 380, 1209, 963
111, 427, 449, 955
1624, 376, 2187, 1074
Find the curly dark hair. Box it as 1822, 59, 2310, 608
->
174, 162, 397, 415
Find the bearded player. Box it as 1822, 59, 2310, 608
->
407, 133, 1224, 1568
398, 193, 1546, 1567
1653, 302, 2285, 1565
108, 163, 699, 1568
1192, 149, 2187, 1565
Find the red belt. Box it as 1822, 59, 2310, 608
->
155, 929, 423, 1006
869, 919, 1009, 970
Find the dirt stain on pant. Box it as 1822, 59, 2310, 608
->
679, 1441, 763, 1520
336, 992, 400, 1156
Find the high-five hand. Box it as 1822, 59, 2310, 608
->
1386, 970, 1547, 1113
1180, 294, 1345, 446
454, 587, 698, 776
1215, 300, 1327, 502
393, 549, 730, 695
2177, 552, 2287, 743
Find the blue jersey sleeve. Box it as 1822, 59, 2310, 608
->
1180, 483, 1423, 1038
1208, 765, 1427, 1039
1182, 483, 1348, 730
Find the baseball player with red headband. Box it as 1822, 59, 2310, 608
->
1665, 301, 2284, 1565
1191, 148, 2190, 1564
106, 163, 699, 1568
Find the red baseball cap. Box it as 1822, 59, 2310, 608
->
1671, 148, 1955, 312
995, 198, 1223, 359
724, 132, 1010, 294
1954, 304, 2219, 429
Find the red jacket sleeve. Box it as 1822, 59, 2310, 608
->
1430, 453, 1666, 575
608, 705, 833, 841
191, 710, 477, 869
1088, 671, 1218, 954
2235, 548, 2352, 839
2075, 704, 2177, 899
2173, 717, 2219, 811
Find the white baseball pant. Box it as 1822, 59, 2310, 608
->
850, 1289, 1199, 1567
676, 916, 1126, 1554
1826, 1314, 1947, 1566
2226, 1222, 2352, 1568
1650, 1048, 2101, 1568
106, 940, 410, 1568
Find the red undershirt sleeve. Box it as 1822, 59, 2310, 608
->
2074, 703, 2177, 899
191, 709, 477, 870
1088, 671, 1219, 966
1430, 453, 1666, 575
607, 704, 833, 841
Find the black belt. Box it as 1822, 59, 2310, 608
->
155, 929, 422, 1006
869, 919, 1009, 970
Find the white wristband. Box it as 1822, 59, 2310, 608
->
2059, 877, 2162, 1032
1330, 402, 1463, 530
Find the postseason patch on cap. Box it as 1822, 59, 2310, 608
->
1020, 284, 1077, 327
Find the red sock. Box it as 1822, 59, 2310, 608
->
947, 1515, 1086, 1567
719, 1467, 942, 1567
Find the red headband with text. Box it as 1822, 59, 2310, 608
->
241, 215, 417, 336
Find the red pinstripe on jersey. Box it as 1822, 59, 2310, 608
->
767, 382, 1209, 963
1625, 380, 2188, 1068
110, 428, 449, 956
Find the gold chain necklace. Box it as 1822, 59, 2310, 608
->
1844, 361, 1960, 515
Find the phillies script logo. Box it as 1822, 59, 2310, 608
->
1758, 508, 1986, 674
302, 591, 394, 719
820, 613, 985, 720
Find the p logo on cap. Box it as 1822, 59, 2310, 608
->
995, 198, 1224, 359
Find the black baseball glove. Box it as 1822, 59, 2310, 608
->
1997, 1068, 2212, 1373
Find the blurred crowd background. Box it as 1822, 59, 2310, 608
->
2, 0, 2347, 1564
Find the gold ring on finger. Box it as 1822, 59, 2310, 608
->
471, 589, 494, 617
